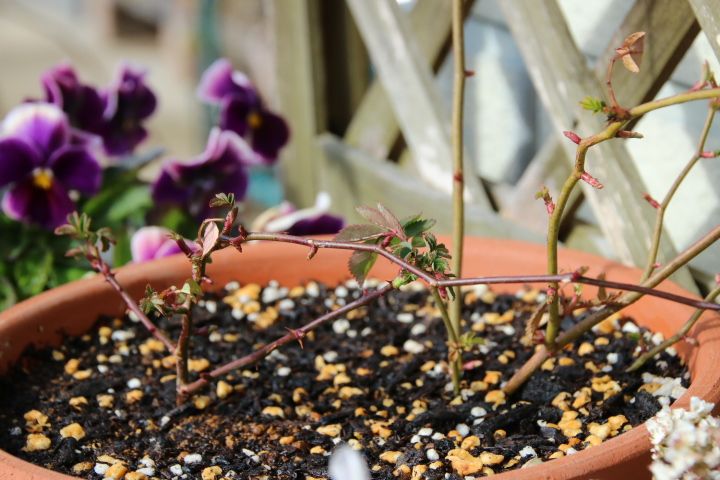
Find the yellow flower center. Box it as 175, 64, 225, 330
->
247, 111, 262, 129
32, 168, 54, 190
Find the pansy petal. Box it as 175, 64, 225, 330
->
251, 110, 290, 161
0, 138, 41, 188
287, 214, 345, 236
219, 96, 252, 137
2, 103, 70, 157
101, 122, 148, 156
152, 163, 191, 205
197, 59, 255, 104
130, 226, 180, 262
41, 63, 78, 108
2, 178, 74, 229
42, 64, 107, 134
48, 145, 102, 194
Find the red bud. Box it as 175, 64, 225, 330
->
580, 172, 604, 189
563, 131, 582, 144
642, 193, 660, 209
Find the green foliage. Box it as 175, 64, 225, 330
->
580, 96, 606, 114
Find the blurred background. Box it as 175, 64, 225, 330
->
0, 0, 718, 296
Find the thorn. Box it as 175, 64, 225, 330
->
285, 328, 305, 349
653, 262, 661, 269
453, 171, 464, 182
563, 130, 582, 144
464, 69, 475, 77
306, 242, 318, 260
642, 193, 660, 209
617, 130, 643, 139
700, 151, 719, 158
463, 359, 482, 370
580, 171, 604, 189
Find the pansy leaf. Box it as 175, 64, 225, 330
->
14, 249, 53, 297
334, 224, 385, 242
105, 185, 152, 223
0, 274, 17, 310
348, 250, 377, 286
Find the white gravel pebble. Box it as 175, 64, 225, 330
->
410, 434, 421, 443
418, 427, 433, 437
335, 286, 349, 298
426, 448, 439, 461
137, 467, 155, 476
97, 365, 108, 374
403, 339, 425, 354
139, 456, 155, 467
606, 353, 619, 364
169, 464, 183, 475
183, 453, 202, 464
127, 378, 142, 389
278, 299, 295, 311
128, 311, 140, 323
396, 313, 414, 324
346, 329, 357, 338
471, 406, 487, 417
323, 351, 339, 363
519, 446, 537, 458
277, 367, 291, 377
455, 423, 470, 437
622, 321, 640, 334
9, 427, 21, 436
410, 324, 427, 336
209, 331, 223, 343
224, 281, 240, 291
231, 308, 244, 320
431, 432, 445, 440
94, 463, 109, 475
498, 325, 516, 336
360, 327, 373, 337
306, 282, 320, 297
160, 416, 170, 427
111, 330, 134, 342
205, 300, 217, 314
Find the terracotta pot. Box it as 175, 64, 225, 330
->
1, 237, 718, 479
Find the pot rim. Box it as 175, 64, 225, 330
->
1, 236, 718, 480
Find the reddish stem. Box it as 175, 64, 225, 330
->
179, 283, 394, 396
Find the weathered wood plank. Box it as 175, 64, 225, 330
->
502, 0, 699, 232
271, 0, 326, 207
344, 0, 457, 160
499, 0, 697, 290
318, 133, 539, 241
346, 0, 490, 208
688, 0, 720, 62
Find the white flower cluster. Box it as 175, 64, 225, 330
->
647, 396, 720, 479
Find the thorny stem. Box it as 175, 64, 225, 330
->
642, 104, 717, 280
544, 87, 720, 348
505, 224, 720, 395
91, 246, 175, 352
239, 233, 438, 286
432, 287, 462, 395
627, 285, 720, 372
449, 0, 467, 350
179, 283, 394, 396
175, 313, 191, 406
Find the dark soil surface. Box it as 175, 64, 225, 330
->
0, 280, 687, 479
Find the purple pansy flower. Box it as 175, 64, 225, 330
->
42, 63, 156, 156
42, 63, 106, 139
197, 59, 289, 162
131, 226, 196, 263
152, 128, 261, 219
251, 192, 345, 236
100, 64, 157, 156
0, 103, 101, 229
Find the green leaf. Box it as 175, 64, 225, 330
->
14, 249, 53, 297
0, 274, 17, 310
579, 96, 606, 113
334, 224, 385, 242
403, 217, 436, 237
348, 250, 377, 286
209, 192, 236, 208
113, 230, 132, 266
105, 185, 152, 223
